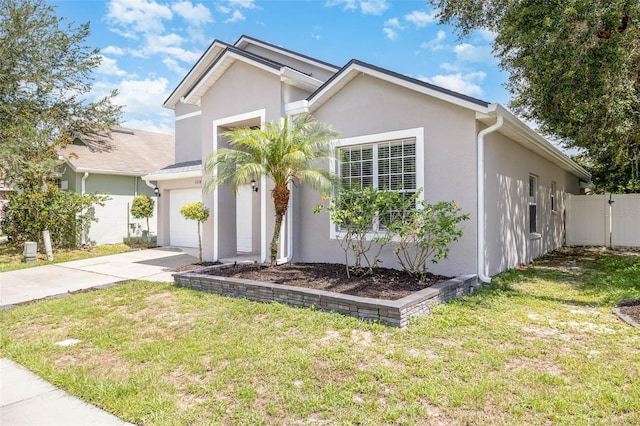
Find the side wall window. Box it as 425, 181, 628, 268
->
529, 175, 538, 233
551, 181, 557, 212
338, 138, 417, 232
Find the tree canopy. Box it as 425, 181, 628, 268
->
433, 0, 639, 192
0, 0, 122, 191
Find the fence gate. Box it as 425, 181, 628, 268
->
566, 193, 640, 247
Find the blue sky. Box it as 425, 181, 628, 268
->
52, 0, 511, 135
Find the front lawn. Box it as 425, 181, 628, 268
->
1, 247, 638, 425
0, 242, 135, 273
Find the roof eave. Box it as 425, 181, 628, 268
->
484, 104, 591, 180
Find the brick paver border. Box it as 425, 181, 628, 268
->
174, 264, 478, 328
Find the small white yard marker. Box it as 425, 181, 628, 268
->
55, 338, 81, 347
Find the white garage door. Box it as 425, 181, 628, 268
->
169, 188, 202, 247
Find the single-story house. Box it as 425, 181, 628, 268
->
147, 35, 590, 280
58, 127, 174, 245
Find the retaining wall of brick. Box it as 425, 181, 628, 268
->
173, 264, 478, 328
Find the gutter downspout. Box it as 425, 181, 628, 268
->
477, 116, 503, 283
143, 178, 156, 193
81, 172, 89, 245
81, 172, 89, 196
276, 182, 294, 265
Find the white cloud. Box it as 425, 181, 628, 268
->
384, 18, 402, 29
421, 30, 446, 51
122, 118, 175, 135
225, 10, 245, 23
326, 0, 388, 15
383, 18, 403, 40
102, 45, 125, 55
96, 56, 129, 77
420, 71, 486, 97
163, 58, 187, 75
440, 62, 460, 72
171, 1, 213, 26
113, 77, 170, 114
454, 43, 496, 64
325, 0, 357, 11
360, 0, 389, 15
227, 0, 256, 8
383, 28, 398, 40
106, 0, 173, 35
405, 10, 436, 28
476, 29, 497, 43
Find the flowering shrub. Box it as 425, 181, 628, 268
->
314, 186, 409, 277
315, 187, 469, 280
388, 195, 470, 281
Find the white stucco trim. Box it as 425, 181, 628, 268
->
175, 111, 202, 121
235, 36, 340, 74
143, 170, 201, 181
212, 109, 267, 262
329, 127, 425, 240
284, 100, 310, 115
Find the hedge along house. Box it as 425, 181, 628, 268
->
151, 35, 590, 280
58, 127, 174, 245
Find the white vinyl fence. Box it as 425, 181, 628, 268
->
566, 193, 640, 247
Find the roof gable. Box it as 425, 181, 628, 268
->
58, 128, 175, 176
164, 35, 339, 110
307, 59, 490, 113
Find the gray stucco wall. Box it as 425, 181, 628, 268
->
174, 103, 202, 164
302, 73, 479, 277
483, 131, 582, 276
198, 60, 283, 262
241, 43, 336, 82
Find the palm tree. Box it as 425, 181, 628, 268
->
204, 114, 339, 266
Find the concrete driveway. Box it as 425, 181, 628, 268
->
0, 246, 198, 308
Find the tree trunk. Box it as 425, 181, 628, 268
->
197, 221, 202, 263
270, 184, 290, 266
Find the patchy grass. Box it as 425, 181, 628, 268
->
1, 247, 639, 425
0, 243, 133, 272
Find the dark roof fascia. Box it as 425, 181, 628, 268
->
183, 46, 284, 102
161, 160, 202, 171
163, 39, 234, 106
235, 35, 341, 71
308, 59, 490, 108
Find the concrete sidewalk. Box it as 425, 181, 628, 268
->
0, 359, 133, 425
1, 247, 198, 308
0, 246, 198, 425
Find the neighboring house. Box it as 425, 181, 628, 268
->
58, 127, 174, 245
147, 35, 590, 279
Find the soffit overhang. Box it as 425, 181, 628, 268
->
478, 105, 591, 180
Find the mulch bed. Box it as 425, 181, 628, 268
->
617, 298, 640, 327
198, 262, 449, 300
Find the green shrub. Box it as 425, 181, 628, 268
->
314, 186, 409, 277
389, 196, 470, 281
315, 187, 469, 280
130, 195, 155, 236
0, 186, 109, 248
179, 202, 210, 262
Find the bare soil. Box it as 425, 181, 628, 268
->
199, 262, 449, 300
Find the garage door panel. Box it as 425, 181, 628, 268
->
169, 188, 202, 247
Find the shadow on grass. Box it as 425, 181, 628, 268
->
483, 248, 640, 308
